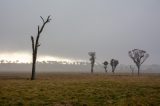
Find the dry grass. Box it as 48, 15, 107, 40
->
0, 72, 160, 106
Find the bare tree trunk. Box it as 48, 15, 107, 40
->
105, 68, 107, 73
31, 51, 37, 80
113, 69, 115, 74
30, 16, 51, 80
31, 36, 35, 80
91, 65, 93, 73
138, 66, 140, 76
31, 58, 36, 80
112, 67, 115, 74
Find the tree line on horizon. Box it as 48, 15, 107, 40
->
30, 15, 149, 80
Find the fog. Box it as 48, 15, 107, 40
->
0, 0, 160, 64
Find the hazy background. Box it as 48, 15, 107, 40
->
0, 0, 160, 65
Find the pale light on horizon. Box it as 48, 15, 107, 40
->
0, 52, 87, 64
0, 52, 31, 63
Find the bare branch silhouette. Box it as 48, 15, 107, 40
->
30, 16, 51, 80
103, 61, 108, 73
128, 49, 149, 76
110, 59, 119, 74
88, 52, 96, 73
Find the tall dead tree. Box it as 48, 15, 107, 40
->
128, 49, 149, 76
88, 52, 96, 73
110, 59, 119, 74
103, 61, 108, 73
31, 16, 51, 80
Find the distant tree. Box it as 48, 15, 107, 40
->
110, 59, 119, 74
0, 60, 4, 64
128, 49, 149, 76
103, 61, 108, 73
88, 52, 96, 73
30, 16, 51, 80
130, 65, 135, 75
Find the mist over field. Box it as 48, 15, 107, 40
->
1, 1, 160, 105
0, 62, 160, 73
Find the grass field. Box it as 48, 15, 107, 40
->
0, 72, 160, 106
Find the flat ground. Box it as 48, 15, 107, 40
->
0, 72, 160, 106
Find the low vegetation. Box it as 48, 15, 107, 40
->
0, 73, 160, 106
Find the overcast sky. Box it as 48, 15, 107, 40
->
0, 0, 160, 64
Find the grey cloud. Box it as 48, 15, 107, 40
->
0, 0, 160, 64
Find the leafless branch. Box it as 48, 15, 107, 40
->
40, 16, 45, 23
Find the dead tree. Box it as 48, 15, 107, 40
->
103, 61, 108, 73
31, 16, 51, 80
88, 52, 96, 73
128, 49, 149, 76
110, 59, 119, 74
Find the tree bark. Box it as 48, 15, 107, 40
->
91, 65, 93, 73
137, 66, 140, 76
31, 36, 35, 80
31, 56, 36, 80
30, 16, 51, 80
